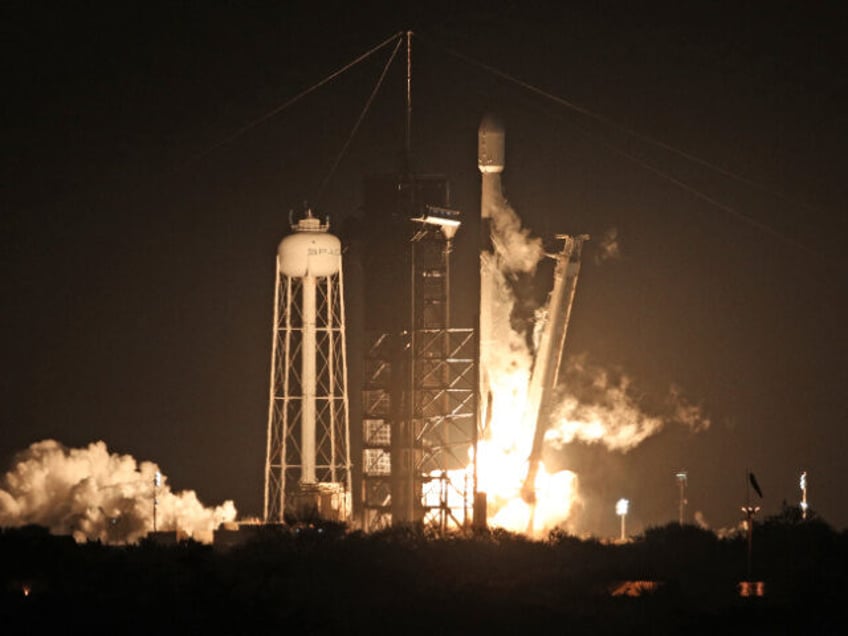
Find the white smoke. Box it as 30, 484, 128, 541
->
0, 440, 236, 544
479, 186, 710, 536
594, 227, 621, 263
544, 357, 710, 452
694, 510, 740, 539
490, 200, 544, 274
481, 197, 545, 450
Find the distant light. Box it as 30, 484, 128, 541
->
675, 471, 687, 482
412, 206, 462, 239
154, 471, 162, 488
737, 581, 766, 597
413, 214, 461, 229
800, 471, 809, 519
616, 498, 629, 516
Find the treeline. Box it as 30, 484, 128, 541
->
1, 511, 846, 634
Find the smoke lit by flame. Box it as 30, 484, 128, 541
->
0, 440, 236, 544
545, 357, 710, 453
476, 199, 709, 538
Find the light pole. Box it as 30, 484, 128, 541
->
153, 471, 162, 532
741, 505, 760, 580
616, 498, 629, 542
675, 471, 687, 525
800, 471, 808, 520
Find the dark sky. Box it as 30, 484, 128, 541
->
4, 2, 847, 536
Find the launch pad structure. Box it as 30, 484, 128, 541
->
262, 122, 589, 534
359, 116, 588, 533
261, 33, 479, 532
360, 175, 476, 533
261, 30, 589, 534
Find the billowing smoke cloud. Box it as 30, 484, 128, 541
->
544, 356, 710, 452
0, 440, 236, 544
490, 200, 544, 274
481, 198, 545, 449
479, 187, 710, 536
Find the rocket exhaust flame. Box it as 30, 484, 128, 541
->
0, 440, 236, 544
476, 116, 710, 538
477, 120, 578, 535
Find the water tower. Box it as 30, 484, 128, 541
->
264, 210, 352, 523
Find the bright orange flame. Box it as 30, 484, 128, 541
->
474, 253, 581, 538
475, 357, 580, 537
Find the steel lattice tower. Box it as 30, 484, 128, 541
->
264, 211, 352, 523
360, 175, 475, 532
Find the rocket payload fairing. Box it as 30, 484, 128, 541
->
477, 114, 505, 440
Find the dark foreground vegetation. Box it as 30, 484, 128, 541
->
2, 511, 846, 635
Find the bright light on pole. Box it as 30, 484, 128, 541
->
800, 471, 808, 520
153, 471, 162, 532
616, 498, 629, 541
675, 471, 688, 525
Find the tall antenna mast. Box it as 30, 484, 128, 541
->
405, 30, 413, 171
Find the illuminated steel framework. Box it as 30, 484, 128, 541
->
264, 216, 352, 524
360, 177, 475, 532
412, 218, 475, 531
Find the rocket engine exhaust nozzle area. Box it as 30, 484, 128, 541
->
519, 235, 589, 511
478, 113, 505, 173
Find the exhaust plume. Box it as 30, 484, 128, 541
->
490, 200, 544, 274
0, 440, 236, 544
475, 115, 711, 536
544, 357, 711, 452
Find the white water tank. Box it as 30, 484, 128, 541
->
277, 213, 341, 278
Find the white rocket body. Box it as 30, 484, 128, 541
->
479, 113, 505, 215
478, 114, 505, 437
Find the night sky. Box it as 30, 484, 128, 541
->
4, 2, 846, 536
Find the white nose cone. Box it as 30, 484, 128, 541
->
478, 113, 505, 173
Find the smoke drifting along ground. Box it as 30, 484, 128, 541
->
0, 440, 236, 544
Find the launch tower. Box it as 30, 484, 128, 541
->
360, 176, 476, 532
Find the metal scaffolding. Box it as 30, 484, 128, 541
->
360, 200, 475, 533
